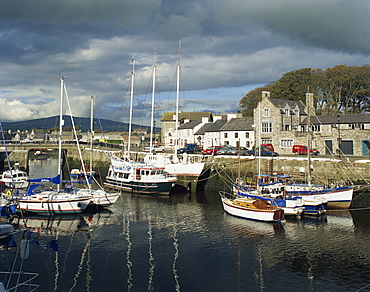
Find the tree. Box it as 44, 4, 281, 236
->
239, 65, 370, 115
318, 65, 370, 114
239, 85, 272, 117
270, 68, 321, 101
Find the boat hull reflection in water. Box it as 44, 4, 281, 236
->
2, 191, 370, 291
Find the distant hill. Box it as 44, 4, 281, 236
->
1, 115, 156, 132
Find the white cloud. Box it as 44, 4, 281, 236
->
0, 0, 368, 122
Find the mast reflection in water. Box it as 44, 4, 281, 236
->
2, 157, 370, 291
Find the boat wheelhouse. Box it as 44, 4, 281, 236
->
104, 161, 176, 195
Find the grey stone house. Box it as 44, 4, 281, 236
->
160, 92, 369, 156
255, 91, 370, 156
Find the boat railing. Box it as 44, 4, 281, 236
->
219, 191, 236, 200
0, 271, 40, 292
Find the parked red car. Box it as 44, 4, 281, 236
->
292, 145, 320, 155
202, 146, 222, 155
260, 143, 274, 151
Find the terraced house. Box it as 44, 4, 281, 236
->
161, 92, 370, 156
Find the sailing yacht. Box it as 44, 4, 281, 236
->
19, 76, 119, 215
233, 98, 306, 216
143, 43, 205, 185
104, 56, 177, 196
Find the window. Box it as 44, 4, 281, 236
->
285, 109, 289, 116
348, 124, 355, 129
261, 139, 272, 145
311, 125, 321, 132
245, 132, 249, 138
359, 124, 365, 130
246, 141, 250, 148
281, 139, 293, 148
284, 124, 290, 131
261, 122, 272, 133
235, 133, 238, 138
224, 133, 228, 138
225, 141, 229, 145
263, 108, 270, 117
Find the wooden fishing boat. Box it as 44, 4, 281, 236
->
219, 192, 284, 222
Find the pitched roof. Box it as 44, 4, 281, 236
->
204, 119, 227, 132
161, 111, 213, 121
220, 117, 254, 131
178, 120, 202, 129
301, 113, 370, 125
194, 123, 213, 135
268, 97, 307, 114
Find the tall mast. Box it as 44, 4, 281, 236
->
257, 97, 261, 192
175, 41, 181, 154
90, 96, 94, 171
58, 76, 65, 191
128, 57, 135, 154
149, 50, 157, 152
306, 92, 313, 186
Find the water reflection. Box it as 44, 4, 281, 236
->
4, 156, 369, 291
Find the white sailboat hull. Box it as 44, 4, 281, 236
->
286, 185, 353, 209
221, 197, 284, 222
164, 162, 204, 176
144, 154, 205, 176
19, 192, 90, 215
75, 189, 120, 207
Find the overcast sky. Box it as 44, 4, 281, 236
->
1, 0, 369, 127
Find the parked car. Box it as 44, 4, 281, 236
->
177, 144, 201, 154
292, 145, 320, 155
260, 143, 274, 151
202, 146, 222, 155
247, 148, 279, 156
228, 146, 249, 156
143, 145, 164, 153
216, 146, 233, 155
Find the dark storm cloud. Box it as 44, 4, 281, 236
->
0, 0, 368, 122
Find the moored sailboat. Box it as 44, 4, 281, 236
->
235, 175, 306, 216
104, 56, 177, 196
219, 191, 284, 222
143, 43, 205, 186
284, 93, 353, 210
19, 76, 118, 215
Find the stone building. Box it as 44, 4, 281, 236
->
159, 92, 370, 156
255, 91, 370, 156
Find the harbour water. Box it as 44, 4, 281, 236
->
1, 157, 370, 291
